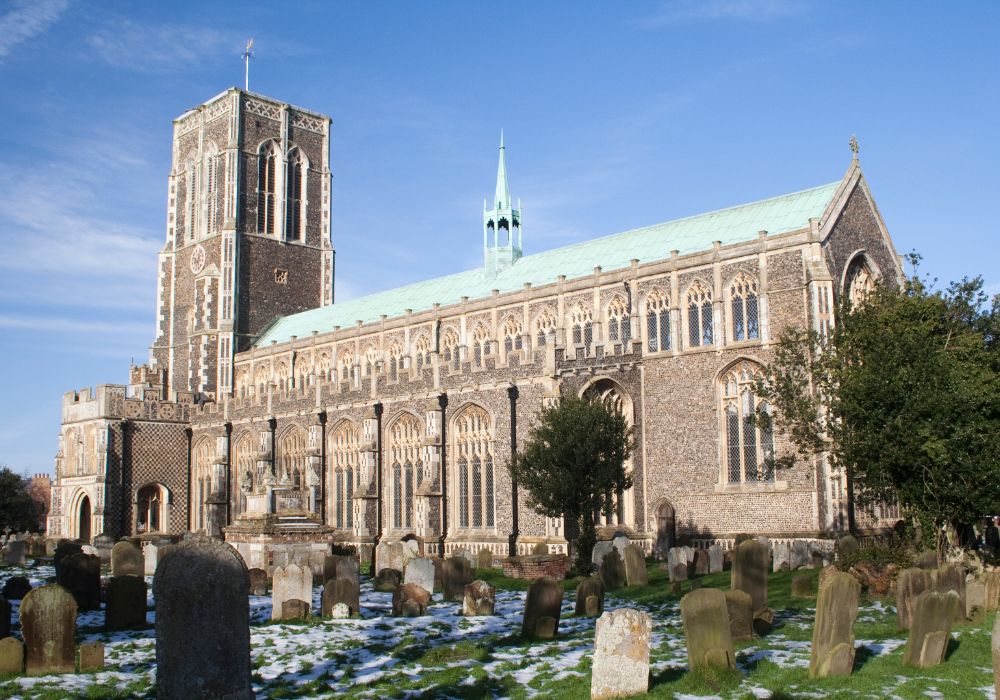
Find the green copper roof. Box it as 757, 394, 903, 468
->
255, 181, 840, 346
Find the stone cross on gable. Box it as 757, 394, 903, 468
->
849, 135, 859, 158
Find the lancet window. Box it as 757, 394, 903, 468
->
535, 310, 556, 347
571, 304, 593, 347
191, 439, 214, 531
278, 427, 309, 489
721, 362, 775, 484
730, 273, 760, 342
413, 335, 430, 369
686, 281, 714, 347
472, 324, 489, 366
388, 414, 423, 531
453, 405, 495, 530
286, 147, 305, 241
607, 295, 631, 344
257, 141, 278, 235
387, 343, 402, 381
442, 329, 460, 370
645, 289, 671, 352
502, 316, 523, 354
329, 422, 359, 530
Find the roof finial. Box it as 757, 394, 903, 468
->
500, 128, 504, 149
849, 134, 859, 160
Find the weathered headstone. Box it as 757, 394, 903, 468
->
902, 590, 960, 668
153, 540, 252, 699
52, 540, 82, 578
612, 535, 631, 560
375, 541, 405, 575
451, 548, 475, 567
522, 577, 562, 638
248, 568, 268, 596
392, 582, 430, 617
93, 533, 115, 563
601, 548, 626, 590
708, 545, 724, 574
692, 549, 709, 577
772, 542, 790, 572
680, 588, 735, 671
443, 557, 474, 602
272, 564, 313, 621
0, 597, 9, 639
791, 574, 814, 598
818, 563, 839, 592
462, 580, 496, 616
0, 636, 23, 675
79, 641, 104, 672
323, 554, 360, 589
111, 541, 144, 578
983, 570, 1000, 612
591, 608, 652, 699
809, 571, 860, 678
531, 542, 549, 555
4, 541, 26, 567
106, 575, 148, 631
58, 552, 101, 612
144, 543, 159, 577
374, 568, 402, 592
404, 557, 435, 597
623, 544, 647, 587
591, 541, 614, 568
732, 539, 769, 612
575, 575, 606, 617
933, 564, 966, 623
724, 589, 753, 643
2, 577, 31, 601
836, 535, 860, 559
322, 578, 360, 617
790, 540, 810, 570
967, 580, 986, 622
477, 548, 493, 570
667, 547, 687, 582
329, 602, 350, 618
281, 599, 310, 620
20, 584, 76, 676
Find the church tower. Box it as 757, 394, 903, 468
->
483, 132, 522, 275
149, 89, 334, 399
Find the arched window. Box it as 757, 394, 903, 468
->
686, 280, 714, 347
442, 329, 460, 370
329, 422, 359, 530
253, 365, 269, 398
645, 289, 671, 353
845, 255, 875, 306
453, 405, 495, 529
276, 362, 290, 394
184, 157, 198, 242
364, 344, 379, 377
413, 335, 430, 369
233, 432, 255, 516
203, 145, 221, 237
388, 414, 423, 531
571, 304, 593, 347
730, 273, 760, 342
136, 484, 167, 534
317, 352, 331, 383
535, 310, 556, 347
607, 295, 631, 344
472, 324, 489, 367
257, 141, 278, 235
286, 147, 306, 241
721, 362, 775, 484
387, 343, 402, 381
502, 316, 523, 354
278, 427, 308, 488
338, 349, 354, 382
582, 379, 635, 526
236, 368, 251, 398
192, 439, 214, 531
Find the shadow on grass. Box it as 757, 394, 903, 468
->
944, 636, 960, 661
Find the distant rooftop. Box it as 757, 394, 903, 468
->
255, 181, 840, 346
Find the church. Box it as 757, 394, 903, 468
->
46, 88, 903, 562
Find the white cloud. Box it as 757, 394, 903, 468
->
643, 0, 805, 26
86, 19, 242, 73
0, 314, 149, 336
0, 0, 70, 60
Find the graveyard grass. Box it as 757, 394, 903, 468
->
1, 563, 997, 699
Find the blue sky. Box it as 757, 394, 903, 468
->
0, 1, 997, 475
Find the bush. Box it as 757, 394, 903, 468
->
836, 542, 913, 572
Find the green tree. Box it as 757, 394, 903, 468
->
756, 265, 1000, 552
511, 394, 633, 573
0, 466, 40, 532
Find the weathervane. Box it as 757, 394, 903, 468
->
849, 134, 859, 159
242, 38, 254, 91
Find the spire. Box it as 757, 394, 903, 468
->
495, 129, 511, 210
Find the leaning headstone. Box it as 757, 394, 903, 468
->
443, 557, 474, 602
724, 589, 753, 643
933, 564, 966, 622
792, 574, 814, 598
392, 583, 430, 617
591, 541, 614, 568
732, 539, 769, 612
106, 576, 148, 631
623, 544, 648, 587
153, 540, 252, 699
79, 641, 104, 672
601, 549, 626, 590
522, 577, 562, 638
477, 548, 493, 570
462, 580, 496, 616
2, 576, 31, 601
790, 540, 810, 570
248, 568, 268, 596
591, 608, 652, 699
708, 545, 724, 574
693, 549, 709, 577
836, 535, 860, 559
322, 578, 360, 617
0, 636, 23, 675
0, 597, 9, 639
59, 552, 100, 611
4, 541, 26, 567
404, 557, 436, 597
772, 542, 790, 572
680, 588, 735, 671
576, 575, 606, 617
111, 541, 144, 578
902, 590, 960, 668
144, 543, 159, 576
374, 568, 403, 592
819, 564, 840, 592
809, 571, 860, 678
20, 584, 76, 675
272, 564, 313, 621
667, 547, 687, 582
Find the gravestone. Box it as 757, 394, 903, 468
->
79, 641, 104, 672
111, 541, 144, 578
724, 589, 753, 642
916, 550, 938, 569
81, 545, 98, 557
462, 580, 496, 616
272, 564, 313, 621
591, 541, 614, 568
144, 543, 159, 576
322, 578, 360, 617
809, 571, 860, 678
791, 574, 814, 598
667, 548, 687, 582
404, 557, 435, 597
933, 564, 966, 622
772, 542, 790, 572
53, 540, 82, 578
591, 608, 652, 699
984, 570, 1000, 612
708, 545, 724, 574
575, 575, 606, 617
106, 575, 148, 631
329, 602, 350, 619
681, 588, 735, 672
93, 533, 115, 564
443, 557, 473, 602
819, 564, 839, 592
0, 597, 9, 639
20, 584, 77, 675
622, 544, 647, 587
374, 568, 402, 592
451, 548, 475, 566
432, 557, 443, 593
375, 541, 405, 575
902, 590, 960, 668
612, 535, 631, 560
280, 599, 309, 620
967, 580, 986, 622
59, 552, 101, 611
323, 555, 360, 589
521, 577, 562, 638
836, 534, 860, 559
477, 548, 493, 569
531, 542, 549, 555
601, 549, 626, 590
392, 582, 430, 617
248, 568, 268, 596
2, 577, 31, 601
753, 608, 775, 636
790, 540, 810, 570
0, 636, 22, 675
153, 540, 252, 699
4, 541, 26, 567
692, 549, 709, 577
732, 539, 769, 612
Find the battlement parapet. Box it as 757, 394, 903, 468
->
61, 383, 192, 425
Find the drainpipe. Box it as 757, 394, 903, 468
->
507, 385, 519, 557
318, 410, 328, 522
184, 427, 193, 531
437, 393, 449, 556
224, 422, 233, 526
372, 402, 384, 558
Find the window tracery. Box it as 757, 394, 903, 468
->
645, 289, 671, 353
285, 147, 305, 241
387, 343, 402, 381
442, 329, 460, 370
413, 335, 430, 369
257, 141, 278, 235
846, 256, 875, 306
686, 280, 714, 347
729, 273, 760, 342
453, 405, 495, 530
329, 422, 359, 530
534, 310, 556, 347
191, 439, 213, 531
502, 316, 523, 354
472, 324, 489, 366
571, 304, 593, 347
721, 362, 775, 484
278, 427, 309, 488
388, 414, 423, 530
607, 295, 631, 344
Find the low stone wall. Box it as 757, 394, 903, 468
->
502, 553, 568, 580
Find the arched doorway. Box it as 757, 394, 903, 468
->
655, 501, 675, 557
78, 495, 92, 543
